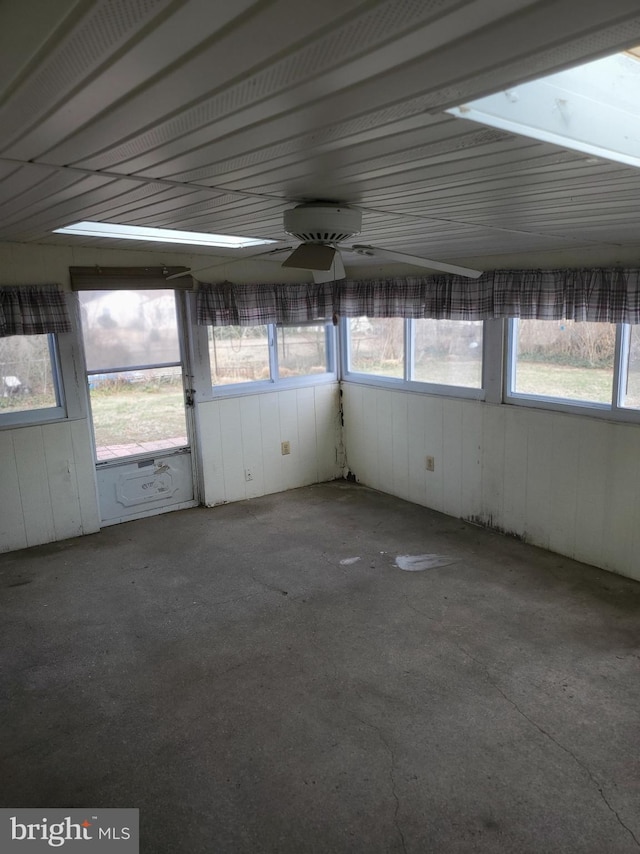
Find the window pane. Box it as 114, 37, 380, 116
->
413, 319, 483, 387
621, 325, 640, 409
512, 319, 615, 404
89, 367, 187, 461
348, 317, 404, 377
79, 290, 180, 370
277, 325, 329, 377
209, 326, 270, 385
0, 334, 58, 413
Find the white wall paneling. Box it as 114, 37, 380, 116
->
259, 392, 285, 497
198, 385, 341, 508
573, 420, 610, 571
240, 395, 265, 499
604, 424, 639, 575
69, 420, 101, 534
376, 388, 394, 496
341, 382, 363, 480
194, 397, 225, 506
360, 386, 380, 490
0, 430, 28, 551
500, 407, 528, 538
12, 426, 57, 547
479, 401, 506, 530
342, 383, 640, 582
460, 401, 483, 522
43, 422, 84, 539
522, 410, 554, 551
279, 389, 301, 492
294, 386, 322, 489
314, 383, 342, 483
441, 399, 464, 519
423, 394, 444, 513
546, 416, 579, 559
406, 393, 427, 508
391, 391, 409, 499
0, 421, 100, 553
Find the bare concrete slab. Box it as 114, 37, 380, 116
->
1, 481, 639, 853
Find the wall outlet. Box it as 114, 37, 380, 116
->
281, 441, 291, 455
245, 468, 254, 481
426, 455, 435, 472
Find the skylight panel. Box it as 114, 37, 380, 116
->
447, 50, 640, 169
53, 221, 276, 248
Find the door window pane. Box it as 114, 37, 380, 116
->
89, 366, 187, 461
277, 325, 329, 377
511, 319, 615, 403
348, 317, 404, 377
621, 325, 640, 409
0, 334, 59, 414
209, 326, 270, 385
79, 290, 180, 370
413, 319, 483, 387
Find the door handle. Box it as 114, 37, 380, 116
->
185, 388, 196, 407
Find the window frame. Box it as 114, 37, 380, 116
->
0, 332, 68, 428
199, 320, 338, 399
341, 317, 486, 400
504, 318, 640, 423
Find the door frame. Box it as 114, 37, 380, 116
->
77, 287, 202, 524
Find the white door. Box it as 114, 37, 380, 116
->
78, 288, 198, 525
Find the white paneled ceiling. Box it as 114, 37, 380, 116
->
1, 0, 640, 275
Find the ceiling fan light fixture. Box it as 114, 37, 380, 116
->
283, 203, 362, 243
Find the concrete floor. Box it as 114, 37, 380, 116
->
1, 481, 639, 853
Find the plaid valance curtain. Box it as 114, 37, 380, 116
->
196, 268, 640, 326
197, 281, 334, 326
0, 285, 71, 337
333, 276, 494, 319
492, 269, 640, 322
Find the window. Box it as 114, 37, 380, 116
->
210, 326, 271, 385
0, 334, 65, 424
448, 50, 640, 172
413, 319, 483, 388
507, 319, 640, 419
345, 317, 484, 395
207, 322, 335, 391
348, 318, 404, 378
620, 325, 640, 411
80, 289, 181, 371
276, 323, 330, 379
508, 319, 615, 405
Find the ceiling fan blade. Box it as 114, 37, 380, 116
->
165, 244, 292, 280
311, 253, 346, 283
282, 242, 336, 271
350, 245, 483, 279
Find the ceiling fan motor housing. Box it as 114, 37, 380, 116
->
283, 203, 362, 243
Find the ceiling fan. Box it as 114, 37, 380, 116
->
168, 202, 483, 281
